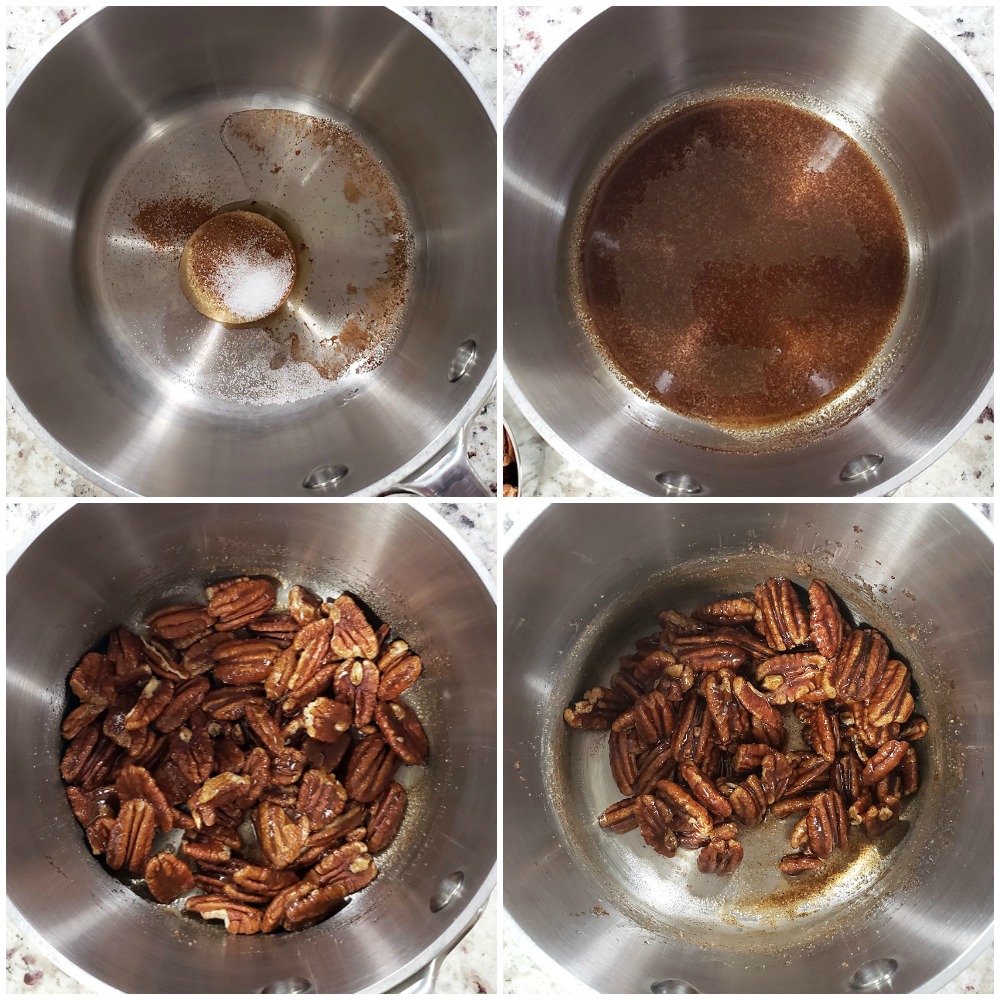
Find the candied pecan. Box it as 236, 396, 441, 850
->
807, 581, 845, 658
861, 739, 909, 786
344, 734, 401, 803
307, 840, 372, 887
778, 853, 823, 875
756, 653, 834, 705
366, 782, 407, 853
598, 797, 638, 833
833, 628, 888, 702
141, 639, 187, 682
677, 642, 747, 674
770, 795, 815, 819
692, 597, 757, 626
830, 754, 863, 803
232, 864, 299, 899
900, 746, 919, 796
670, 692, 705, 763
702, 670, 749, 746
61, 725, 100, 783
563, 687, 628, 730
634, 740, 675, 795
270, 747, 307, 787
86, 816, 116, 855
731, 742, 772, 772
785, 755, 832, 797
288, 585, 321, 625
66, 784, 118, 827
301, 734, 352, 773
107, 627, 150, 686
802, 703, 840, 762
61, 702, 105, 740
125, 677, 175, 731
70, 652, 116, 707
899, 715, 928, 741
698, 837, 744, 875
377, 642, 422, 701
679, 760, 732, 818
655, 662, 696, 701
286, 618, 335, 690
189, 771, 251, 829
374, 701, 428, 765
282, 879, 358, 931
634, 793, 677, 858
245, 704, 285, 757
281, 662, 339, 716
102, 693, 134, 749
211, 638, 283, 684
634, 650, 680, 690
236, 746, 270, 807
206, 577, 277, 630
255, 802, 309, 869
146, 605, 216, 649
186, 894, 262, 934
105, 798, 156, 873
860, 795, 901, 837
328, 594, 380, 661
296, 805, 368, 867
732, 677, 785, 748
344, 659, 379, 727
655, 779, 713, 838
658, 609, 706, 638
806, 790, 848, 860
182, 633, 230, 678
155, 675, 210, 734
867, 660, 914, 727
729, 775, 768, 827
297, 770, 348, 829
115, 764, 173, 831
182, 836, 233, 865
247, 614, 299, 642
608, 728, 638, 796
760, 750, 793, 805
753, 578, 809, 651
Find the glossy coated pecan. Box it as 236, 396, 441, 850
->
806, 790, 848, 860
802, 703, 840, 762
328, 595, 380, 661
146, 605, 216, 649
753, 578, 809, 651
867, 660, 914, 727
732, 677, 785, 748
698, 837, 744, 875
692, 598, 757, 626
778, 853, 823, 875
344, 734, 401, 803
833, 629, 888, 702
655, 779, 713, 838
609, 728, 638, 796
105, 798, 156, 873
366, 782, 407, 853
729, 775, 768, 827
807, 581, 845, 658
124, 677, 175, 731
60, 702, 105, 740
155, 676, 210, 734
900, 746, 919, 796
211, 638, 283, 684
899, 715, 928, 741
296, 769, 347, 829
756, 653, 835, 705
634, 793, 677, 858
374, 701, 428, 765
634, 740, 675, 796
677, 642, 747, 674
186, 894, 262, 934
115, 764, 173, 831
702, 670, 749, 746
563, 686, 628, 730
377, 642, 422, 701
70, 652, 116, 707
255, 802, 309, 869
598, 797, 638, 833
861, 739, 909, 786
288, 585, 322, 625
678, 761, 732, 819
206, 577, 277, 630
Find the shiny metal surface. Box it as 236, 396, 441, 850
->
7, 6, 496, 496
7, 503, 496, 993
504, 7, 993, 496
504, 503, 993, 993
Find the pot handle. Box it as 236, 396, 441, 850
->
386, 902, 488, 994
387, 422, 492, 497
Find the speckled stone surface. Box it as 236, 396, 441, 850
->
501, 5, 994, 498
6, 499, 497, 994
5, 5, 498, 498
501, 501, 993, 994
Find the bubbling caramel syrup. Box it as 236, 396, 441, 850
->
576, 97, 908, 430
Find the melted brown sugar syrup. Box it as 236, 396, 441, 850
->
579, 98, 908, 429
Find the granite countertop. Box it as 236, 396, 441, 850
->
6, 499, 498, 994
501, 502, 993, 995
5, 5, 498, 497
502, 5, 994, 498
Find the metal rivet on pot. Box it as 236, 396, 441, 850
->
301, 464, 349, 490
654, 472, 703, 496
839, 454, 885, 481
447, 340, 477, 382
650, 980, 699, 993
849, 958, 898, 992
430, 870, 464, 911
260, 978, 315, 994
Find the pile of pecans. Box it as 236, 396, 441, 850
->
59, 576, 428, 934
564, 577, 925, 877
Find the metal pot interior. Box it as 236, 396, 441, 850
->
7, 503, 496, 994
504, 503, 993, 993
7, 7, 496, 496
504, 7, 993, 496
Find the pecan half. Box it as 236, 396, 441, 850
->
867, 660, 914, 727
655, 779, 713, 838
105, 798, 156, 873
692, 597, 757, 626
374, 701, 428, 765
296, 769, 347, 829
206, 577, 277, 630
598, 797, 638, 833
697, 838, 744, 875
833, 628, 888, 702
115, 764, 173, 831
288, 585, 322, 625
805, 790, 848, 860
861, 739, 909, 786
187, 894, 262, 934
146, 605, 216, 649
155, 676, 210, 734
634, 793, 677, 857
344, 734, 401, 803
69, 652, 116, 707
377, 642, 423, 701
753, 578, 809, 651
778, 853, 823, 875
366, 782, 407, 853
328, 595, 380, 661
255, 802, 309, 869
212, 638, 283, 684
807, 581, 845, 658
563, 687, 628, 730
678, 761, 732, 818
755, 653, 834, 705
732, 677, 785, 748
729, 775, 768, 827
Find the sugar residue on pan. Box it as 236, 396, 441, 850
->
102, 109, 414, 407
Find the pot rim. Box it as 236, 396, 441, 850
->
6, 499, 498, 994
502, 4, 994, 498
6, 4, 498, 498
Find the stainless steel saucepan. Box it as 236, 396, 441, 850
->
7, 502, 496, 993
7, 6, 496, 496
504, 503, 993, 993
504, 7, 993, 496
